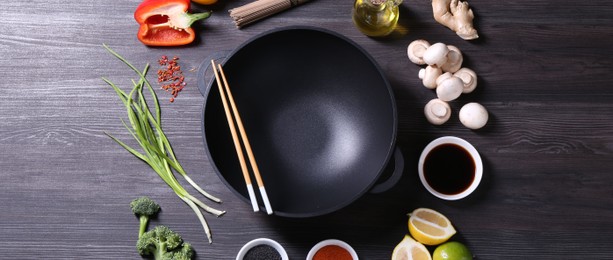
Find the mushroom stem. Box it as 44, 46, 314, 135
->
419, 65, 442, 89
424, 99, 452, 125
441, 45, 463, 72
454, 67, 478, 93
407, 39, 431, 65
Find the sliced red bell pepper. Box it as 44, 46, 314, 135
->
134, 0, 211, 47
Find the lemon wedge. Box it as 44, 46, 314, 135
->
408, 208, 457, 246
392, 235, 432, 260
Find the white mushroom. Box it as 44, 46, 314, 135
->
424, 99, 451, 125
436, 75, 464, 101
459, 102, 488, 129
436, 72, 454, 86
423, 42, 449, 67
418, 65, 442, 89
407, 39, 431, 65
454, 67, 478, 93
441, 45, 463, 72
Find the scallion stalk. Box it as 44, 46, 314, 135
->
101, 44, 225, 243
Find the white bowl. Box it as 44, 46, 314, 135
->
236, 238, 289, 260
418, 136, 483, 200
306, 239, 358, 260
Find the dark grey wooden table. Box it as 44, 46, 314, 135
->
2, 0, 612, 259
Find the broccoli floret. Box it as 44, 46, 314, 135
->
130, 196, 161, 238
137, 225, 194, 260
163, 243, 194, 260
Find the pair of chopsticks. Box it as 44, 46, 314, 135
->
211, 60, 273, 215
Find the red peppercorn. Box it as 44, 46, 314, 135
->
157, 54, 186, 102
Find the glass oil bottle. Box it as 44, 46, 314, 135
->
352, 0, 403, 37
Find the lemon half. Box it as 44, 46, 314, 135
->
392, 235, 432, 260
408, 208, 457, 246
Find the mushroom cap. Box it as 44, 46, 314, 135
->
436, 72, 454, 86
423, 42, 449, 67
459, 102, 488, 129
441, 45, 463, 73
454, 67, 478, 93
424, 99, 451, 125
419, 65, 442, 89
407, 39, 431, 65
436, 76, 464, 101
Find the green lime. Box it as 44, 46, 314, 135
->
433, 241, 473, 260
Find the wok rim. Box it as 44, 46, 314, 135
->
199, 25, 398, 217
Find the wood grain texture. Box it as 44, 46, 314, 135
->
1, 0, 612, 259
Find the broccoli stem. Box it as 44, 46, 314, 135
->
154, 241, 167, 260
139, 215, 149, 238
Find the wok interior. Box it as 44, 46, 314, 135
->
204, 28, 396, 217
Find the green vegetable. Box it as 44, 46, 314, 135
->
102, 44, 225, 243
165, 243, 194, 260
137, 225, 194, 260
131, 198, 194, 259
131, 196, 161, 238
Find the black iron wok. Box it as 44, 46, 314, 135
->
198, 26, 402, 218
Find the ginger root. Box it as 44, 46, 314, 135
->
432, 0, 478, 40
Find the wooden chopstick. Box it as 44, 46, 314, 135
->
211, 60, 274, 215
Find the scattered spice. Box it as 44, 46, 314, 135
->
243, 244, 281, 260
313, 245, 353, 260
157, 55, 186, 102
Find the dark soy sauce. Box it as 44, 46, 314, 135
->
424, 143, 475, 195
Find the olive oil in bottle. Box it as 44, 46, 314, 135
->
352, 0, 402, 37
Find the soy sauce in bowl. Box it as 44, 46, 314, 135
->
423, 143, 475, 195
418, 136, 483, 200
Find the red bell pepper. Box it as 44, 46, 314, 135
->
134, 0, 211, 46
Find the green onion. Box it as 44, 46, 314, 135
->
101, 44, 225, 244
